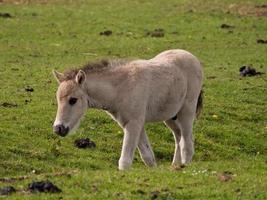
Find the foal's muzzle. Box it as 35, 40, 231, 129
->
53, 124, 69, 137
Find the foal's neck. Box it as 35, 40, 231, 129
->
84, 74, 117, 111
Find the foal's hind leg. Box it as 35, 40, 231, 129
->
138, 127, 156, 167
165, 119, 182, 166
177, 103, 196, 164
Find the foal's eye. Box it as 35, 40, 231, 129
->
69, 97, 78, 105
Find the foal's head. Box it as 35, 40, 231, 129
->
53, 70, 88, 137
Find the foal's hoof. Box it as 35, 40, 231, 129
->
170, 164, 186, 171
143, 157, 157, 168
118, 161, 132, 171
118, 165, 131, 171
119, 165, 131, 171
146, 162, 157, 168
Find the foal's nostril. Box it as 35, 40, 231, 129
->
53, 125, 62, 133
53, 124, 69, 137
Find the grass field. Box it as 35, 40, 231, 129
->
0, 0, 267, 199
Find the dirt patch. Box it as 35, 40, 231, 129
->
0, 12, 12, 18
147, 29, 165, 38
0, 0, 53, 4
74, 138, 96, 149
131, 189, 146, 195
99, 30, 112, 36
255, 4, 267, 10
0, 102, 18, 107
217, 171, 233, 182
91, 184, 98, 192
28, 181, 61, 193
0, 186, 16, 196
150, 190, 160, 200
25, 99, 32, 104
229, 4, 267, 17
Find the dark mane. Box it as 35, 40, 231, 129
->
82, 59, 110, 73
62, 59, 128, 81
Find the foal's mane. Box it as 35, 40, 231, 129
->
62, 59, 129, 81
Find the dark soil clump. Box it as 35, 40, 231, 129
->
0, 186, 16, 196
25, 86, 34, 92
207, 76, 217, 79
100, 30, 112, 36
150, 190, 160, 199
147, 28, 165, 37
220, 24, 235, 29
257, 39, 267, 44
28, 181, 62, 193
239, 66, 264, 76
0, 13, 12, 18
0, 102, 18, 107
25, 99, 32, 104
74, 138, 96, 149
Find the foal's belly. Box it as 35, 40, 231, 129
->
145, 93, 186, 122
145, 109, 179, 122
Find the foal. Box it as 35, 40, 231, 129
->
53, 49, 203, 170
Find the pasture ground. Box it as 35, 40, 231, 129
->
0, 0, 266, 199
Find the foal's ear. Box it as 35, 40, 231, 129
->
53, 70, 65, 84
75, 70, 86, 85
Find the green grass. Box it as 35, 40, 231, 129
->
0, 0, 267, 199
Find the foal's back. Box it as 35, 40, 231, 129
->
122, 49, 203, 122
150, 49, 203, 100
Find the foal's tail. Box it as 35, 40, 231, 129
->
196, 90, 203, 119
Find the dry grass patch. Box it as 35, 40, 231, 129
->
228, 3, 267, 17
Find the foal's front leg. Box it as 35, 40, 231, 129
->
119, 120, 143, 170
